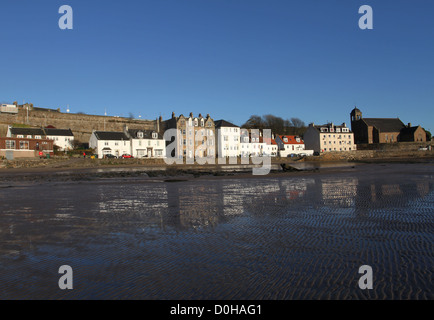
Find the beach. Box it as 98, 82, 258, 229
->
0, 161, 433, 299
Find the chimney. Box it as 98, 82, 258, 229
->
172, 112, 175, 118
156, 117, 159, 132
199, 113, 202, 118
190, 112, 193, 118
408, 123, 411, 128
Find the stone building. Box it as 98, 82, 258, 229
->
350, 107, 426, 144
161, 112, 216, 160
399, 124, 427, 142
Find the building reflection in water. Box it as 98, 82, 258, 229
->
0, 176, 432, 252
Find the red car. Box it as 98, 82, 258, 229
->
121, 154, 134, 159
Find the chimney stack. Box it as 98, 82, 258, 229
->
172, 112, 175, 118
408, 123, 412, 128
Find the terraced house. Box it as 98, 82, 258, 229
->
6, 125, 74, 151
162, 112, 216, 160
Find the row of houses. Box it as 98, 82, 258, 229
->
0, 126, 74, 159
1, 106, 428, 159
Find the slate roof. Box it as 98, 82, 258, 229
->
214, 120, 239, 128
93, 131, 129, 140
127, 129, 163, 139
44, 128, 74, 136
363, 118, 405, 133
400, 126, 419, 135
10, 127, 45, 136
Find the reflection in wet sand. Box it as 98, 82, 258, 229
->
0, 164, 433, 299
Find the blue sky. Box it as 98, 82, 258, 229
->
1, 0, 433, 132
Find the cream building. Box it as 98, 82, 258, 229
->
304, 122, 356, 153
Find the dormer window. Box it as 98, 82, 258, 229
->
200, 119, 204, 127
283, 137, 288, 143
194, 119, 198, 127
152, 132, 158, 139
137, 131, 144, 139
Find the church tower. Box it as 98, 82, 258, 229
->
350, 107, 362, 122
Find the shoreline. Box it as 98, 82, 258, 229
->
0, 157, 432, 184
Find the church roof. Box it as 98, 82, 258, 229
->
363, 118, 405, 133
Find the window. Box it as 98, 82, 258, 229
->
105, 142, 109, 146
17, 135, 24, 138
137, 131, 144, 139
35, 136, 41, 139
201, 119, 204, 127
20, 141, 29, 149
6, 140, 15, 149
152, 132, 158, 139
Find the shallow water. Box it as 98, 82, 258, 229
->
0, 163, 433, 299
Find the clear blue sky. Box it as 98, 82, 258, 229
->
1, 0, 433, 132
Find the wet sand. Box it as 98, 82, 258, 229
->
0, 162, 433, 299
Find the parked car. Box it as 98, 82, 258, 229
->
105, 154, 117, 159
121, 154, 134, 159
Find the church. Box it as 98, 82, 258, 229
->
350, 107, 426, 144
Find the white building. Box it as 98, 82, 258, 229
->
0, 103, 18, 114
263, 136, 279, 157
126, 128, 166, 158
275, 135, 313, 157
214, 120, 240, 158
89, 131, 131, 158
7, 126, 75, 151
44, 128, 74, 151
303, 122, 356, 153
240, 129, 265, 157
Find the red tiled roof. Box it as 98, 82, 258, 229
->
262, 137, 278, 145
278, 135, 304, 144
